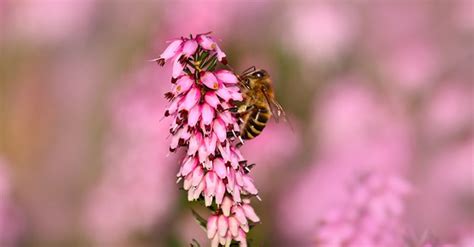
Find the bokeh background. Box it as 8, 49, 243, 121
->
0, 1, 473, 246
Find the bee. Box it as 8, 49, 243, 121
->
234, 67, 288, 140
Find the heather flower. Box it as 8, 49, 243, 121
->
315, 172, 411, 247
157, 33, 259, 246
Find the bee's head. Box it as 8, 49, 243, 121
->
242, 69, 270, 89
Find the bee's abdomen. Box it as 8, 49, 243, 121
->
241, 107, 271, 140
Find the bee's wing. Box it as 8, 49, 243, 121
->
261, 88, 291, 126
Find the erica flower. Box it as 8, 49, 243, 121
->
157, 33, 259, 246
154, 33, 227, 78
315, 172, 411, 247
206, 198, 260, 247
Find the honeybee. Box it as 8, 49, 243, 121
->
234, 67, 287, 140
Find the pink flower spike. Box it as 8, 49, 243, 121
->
205, 91, 221, 108
188, 104, 201, 127
201, 71, 220, 90
181, 156, 198, 176
213, 118, 227, 142
235, 170, 244, 187
181, 86, 200, 111
215, 69, 239, 84
173, 75, 194, 95
157, 39, 183, 64
204, 133, 218, 156
221, 196, 233, 216
217, 215, 229, 237
213, 158, 227, 179
201, 103, 215, 125
207, 215, 218, 239
242, 204, 260, 222
226, 168, 236, 192
182, 39, 198, 57
215, 179, 226, 205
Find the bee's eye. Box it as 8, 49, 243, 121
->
254, 71, 264, 78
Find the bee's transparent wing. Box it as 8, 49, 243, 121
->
261, 88, 293, 130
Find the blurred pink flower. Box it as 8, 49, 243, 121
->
423, 80, 472, 140
6, 0, 96, 43
315, 77, 413, 173
159, 33, 259, 245
407, 138, 474, 241
83, 66, 177, 244
277, 78, 413, 245
0, 157, 24, 246
283, 2, 356, 63
315, 172, 411, 247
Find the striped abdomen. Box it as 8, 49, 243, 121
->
241, 107, 271, 140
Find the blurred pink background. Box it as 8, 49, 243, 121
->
0, 1, 472, 246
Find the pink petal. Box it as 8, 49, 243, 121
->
211, 235, 219, 247
215, 45, 226, 62
228, 216, 239, 237
232, 206, 248, 227
172, 54, 184, 78
216, 86, 232, 101
215, 179, 226, 205
182, 39, 198, 57
204, 133, 217, 155
213, 118, 227, 142
213, 158, 227, 179
218, 142, 231, 162
215, 70, 238, 84
205, 91, 221, 108
226, 168, 235, 192
191, 166, 204, 187
242, 175, 258, 195
207, 215, 218, 239
201, 103, 215, 125
183, 173, 193, 190
170, 132, 180, 150
204, 193, 213, 207
219, 111, 235, 126
242, 204, 260, 222
173, 75, 194, 95
181, 156, 198, 176
198, 144, 208, 164
188, 104, 201, 127
193, 179, 205, 200
229, 151, 240, 170
235, 170, 244, 187
159, 39, 183, 60
181, 86, 200, 111
221, 196, 233, 217
217, 215, 228, 238
232, 185, 241, 203
205, 171, 218, 195
187, 131, 202, 156
236, 229, 247, 246
201, 71, 220, 90
197, 34, 216, 50
165, 95, 183, 116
